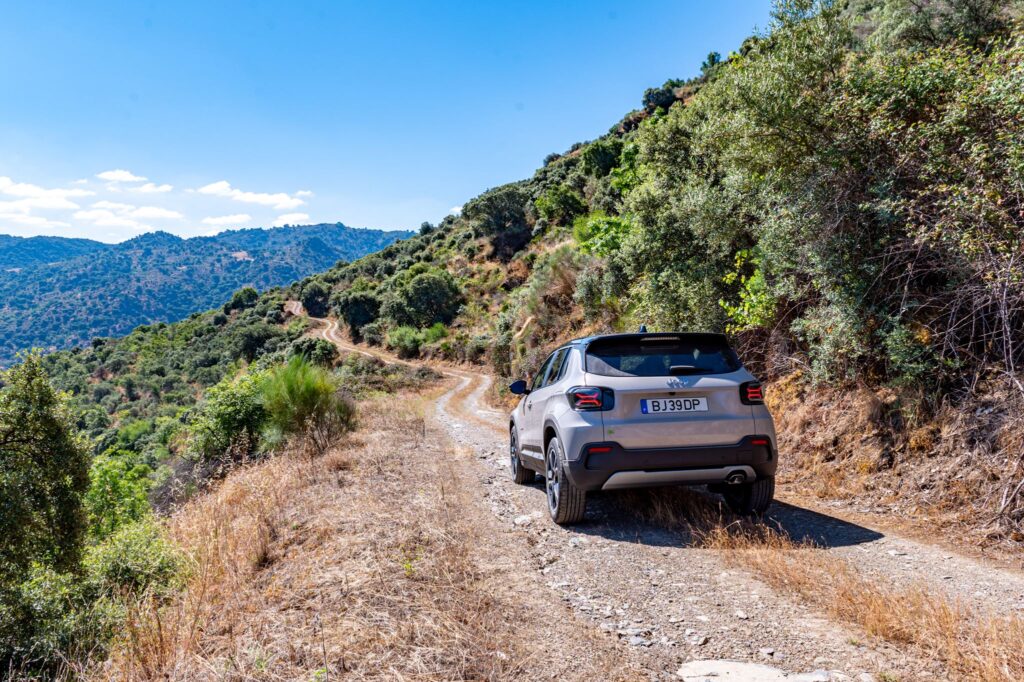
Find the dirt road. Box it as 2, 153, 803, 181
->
298, 307, 1024, 681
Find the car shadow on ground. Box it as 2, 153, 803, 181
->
524, 481, 884, 549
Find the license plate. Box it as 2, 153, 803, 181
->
640, 397, 708, 414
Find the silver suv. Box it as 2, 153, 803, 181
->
508, 333, 777, 524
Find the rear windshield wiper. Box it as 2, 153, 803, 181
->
669, 365, 706, 376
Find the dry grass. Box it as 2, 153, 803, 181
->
92, 390, 536, 681
703, 524, 1024, 681
767, 371, 1024, 549
616, 485, 1024, 681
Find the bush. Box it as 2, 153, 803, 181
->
360, 320, 386, 346
333, 289, 381, 341
187, 370, 267, 462
572, 211, 631, 257
382, 270, 462, 328
534, 185, 586, 227
386, 325, 424, 358
290, 337, 339, 366
85, 518, 183, 595
224, 287, 259, 314
85, 450, 153, 541
300, 280, 330, 317
0, 565, 119, 675
261, 356, 357, 455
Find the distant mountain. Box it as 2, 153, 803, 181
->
0, 223, 411, 364
0, 234, 110, 271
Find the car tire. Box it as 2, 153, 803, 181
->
545, 436, 586, 525
509, 426, 535, 484
722, 476, 775, 516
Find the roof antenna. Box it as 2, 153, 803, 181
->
638, 324, 648, 333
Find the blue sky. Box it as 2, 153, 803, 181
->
0, 1, 771, 242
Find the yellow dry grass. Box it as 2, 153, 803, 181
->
94, 392, 523, 680
618, 485, 1024, 682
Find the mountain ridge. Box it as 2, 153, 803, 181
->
0, 223, 412, 364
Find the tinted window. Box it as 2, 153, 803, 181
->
585, 335, 739, 377
545, 348, 569, 386
531, 353, 556, 390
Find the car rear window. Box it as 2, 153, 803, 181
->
585, 335, 739, 377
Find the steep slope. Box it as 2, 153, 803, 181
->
0, 223, 411, 364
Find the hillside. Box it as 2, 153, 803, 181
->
0, 234, 109, 270
5, 0, 1024, 677
0, 223, 411, 364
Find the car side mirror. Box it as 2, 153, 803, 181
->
509, 379, 530, 395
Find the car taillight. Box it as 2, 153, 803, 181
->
567, 386, 614, 411
750, 438, 769, 446
740, 381, 764, 405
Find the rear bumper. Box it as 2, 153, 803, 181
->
565, 436, 777, 492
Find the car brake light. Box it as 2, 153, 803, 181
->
588, 445, 612, 454
740, 381, 764, 405
567, 386, 614, 411
750, 438, 769, 446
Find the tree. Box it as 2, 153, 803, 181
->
534, 185, 587, 227
224, 287, 259, 313
461, 183, 532, 259
333, 289, 381, 341
580, 138, 624, 178
301, 280, 330, 317
382, 270, 462, 328
0, 354, 89, 577
290, 337, 339, 366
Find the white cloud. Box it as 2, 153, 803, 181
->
196, 180, 305, 210
132, 182, 173, 193
130, 206, 183, 220
449, 205, 462, 215
73, 208, 151, 231
273, 212, 310, 226
0, 212, 71, 228
96, 169, 147, 183
295, 190, 314, 197
72, 178, 89, 185
91, 200, 135, 212
201, 214, 252, 226
0, 176, 94, 201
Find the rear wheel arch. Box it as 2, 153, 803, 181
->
542, 421, 559, 454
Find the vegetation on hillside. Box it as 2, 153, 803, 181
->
5, 0, 1024, 674
0, 234, 109, 270
0, 223, 411, 365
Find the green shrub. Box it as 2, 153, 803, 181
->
422, 322, 448, 344
300, 280, 330, 317
187, 370, 267, 461
333, 290, 381, 341
360, 320, 386, 346
224, 287, 259, 313
386, 325, 423, 358
1, 353, 89, 596
85, 450, 153, 541
572, 211, 631, 258
0, 565, 119, 675
534, 185, 586, 227
85, 517, 184, 595
290, 337, 339, 366
261, 356, 357, 455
